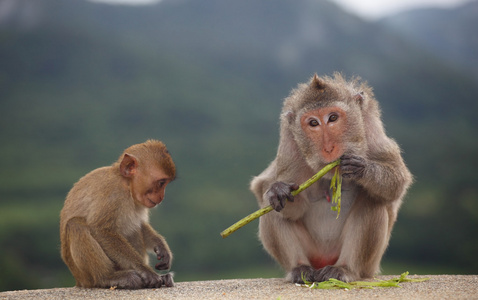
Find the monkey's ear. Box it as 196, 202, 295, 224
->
311, 74, 326, 91
283, 111, 295, 124
353, 92, 364, 105
120, 154, 138, 178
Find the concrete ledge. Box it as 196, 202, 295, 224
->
1, 275, 477, 299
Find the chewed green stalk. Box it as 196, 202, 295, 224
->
220, 160, 341, 238
330, 167, 342, 218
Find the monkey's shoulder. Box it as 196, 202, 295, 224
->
77, 165, 116, 182
63, 166, 127, 218
68, 166, 120, 194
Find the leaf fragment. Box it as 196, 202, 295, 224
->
300, 271, 430, 290
330, 167, 342, 218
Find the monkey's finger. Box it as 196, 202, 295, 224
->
153, 245, 165, 256
155, 254, 171, 270
278, 196, 287, 208
340, 157, 365, 178
341, 168, 365, 179
285, 194, 295, 203
161, 273, 175, 287
340, 166, 362, 173
283, 183, 299, 203
270, 199, 284, 212
156, 251, 166, 260
278, 182, 297, 202
155, 260, 170, 270
266, 185, 286, 211
272, 194, 293, 210
269, 193, 287, 211
340, 155, 365, 166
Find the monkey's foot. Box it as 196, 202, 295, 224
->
315, 265, 355, 282
160, 272, 175, 287
105, 270, 144, 289
289, 265, 356, 283
288, 265, 316, 283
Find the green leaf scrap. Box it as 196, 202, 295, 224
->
330, 167, 342, 218
300, 271, 430, 290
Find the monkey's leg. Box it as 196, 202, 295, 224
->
259, 214, 314, 283
317, 200, 390, 282
65, 217, 145, 289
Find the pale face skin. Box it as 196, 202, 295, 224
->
132, 168, 173, 208
120, 154, 174, 209
300, 106, 348, 163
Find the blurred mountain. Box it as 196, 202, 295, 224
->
379, 0, 478, 79
0, 0, 477, 291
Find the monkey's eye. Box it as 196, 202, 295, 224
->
157, 180, 166, 188
308, 119, 319, 127
328, 114, 338, 123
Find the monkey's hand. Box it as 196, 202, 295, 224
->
340, 154, 366, 179
265, 182, 300, 212
154, 245, 172, 270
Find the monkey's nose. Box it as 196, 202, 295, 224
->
324, 146, 335, 153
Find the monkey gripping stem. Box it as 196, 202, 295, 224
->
220, 159, 340, 238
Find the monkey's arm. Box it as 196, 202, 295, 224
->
341, 150, 412, 203
142, 223, 172, 270
350, 102, 413, 203
90, 226, 155, 272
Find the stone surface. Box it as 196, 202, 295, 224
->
1, 275, 477, 299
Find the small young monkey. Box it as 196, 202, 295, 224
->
60, 140, 176, 289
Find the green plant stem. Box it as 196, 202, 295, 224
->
220, 160, 340, 238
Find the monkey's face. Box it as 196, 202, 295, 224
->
300, 106, 347, 163
131, 167, 173, 209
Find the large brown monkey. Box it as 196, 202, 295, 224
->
250, 73, 412, 283
60, 140, 176, 289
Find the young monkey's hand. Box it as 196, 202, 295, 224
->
154, 245, 172, 270
265, 182, 300, 212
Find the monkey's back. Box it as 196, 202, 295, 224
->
60, 166, 123, 231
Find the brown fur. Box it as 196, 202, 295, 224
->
60, 140, 175, 289
250, 73, 412, 283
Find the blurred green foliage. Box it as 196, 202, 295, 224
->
0, 0, 477, 291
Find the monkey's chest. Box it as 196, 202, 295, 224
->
303, 181, 358, 241
116, 206, 149, 237
313, 180, 357, 217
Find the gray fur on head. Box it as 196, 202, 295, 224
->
281, 72, 373, 125
280, 73, 373, 169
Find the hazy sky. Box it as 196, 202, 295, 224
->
332, 0, 471, 19
89, 0, 472, 20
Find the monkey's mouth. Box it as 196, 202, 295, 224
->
146, 197, 162, 207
